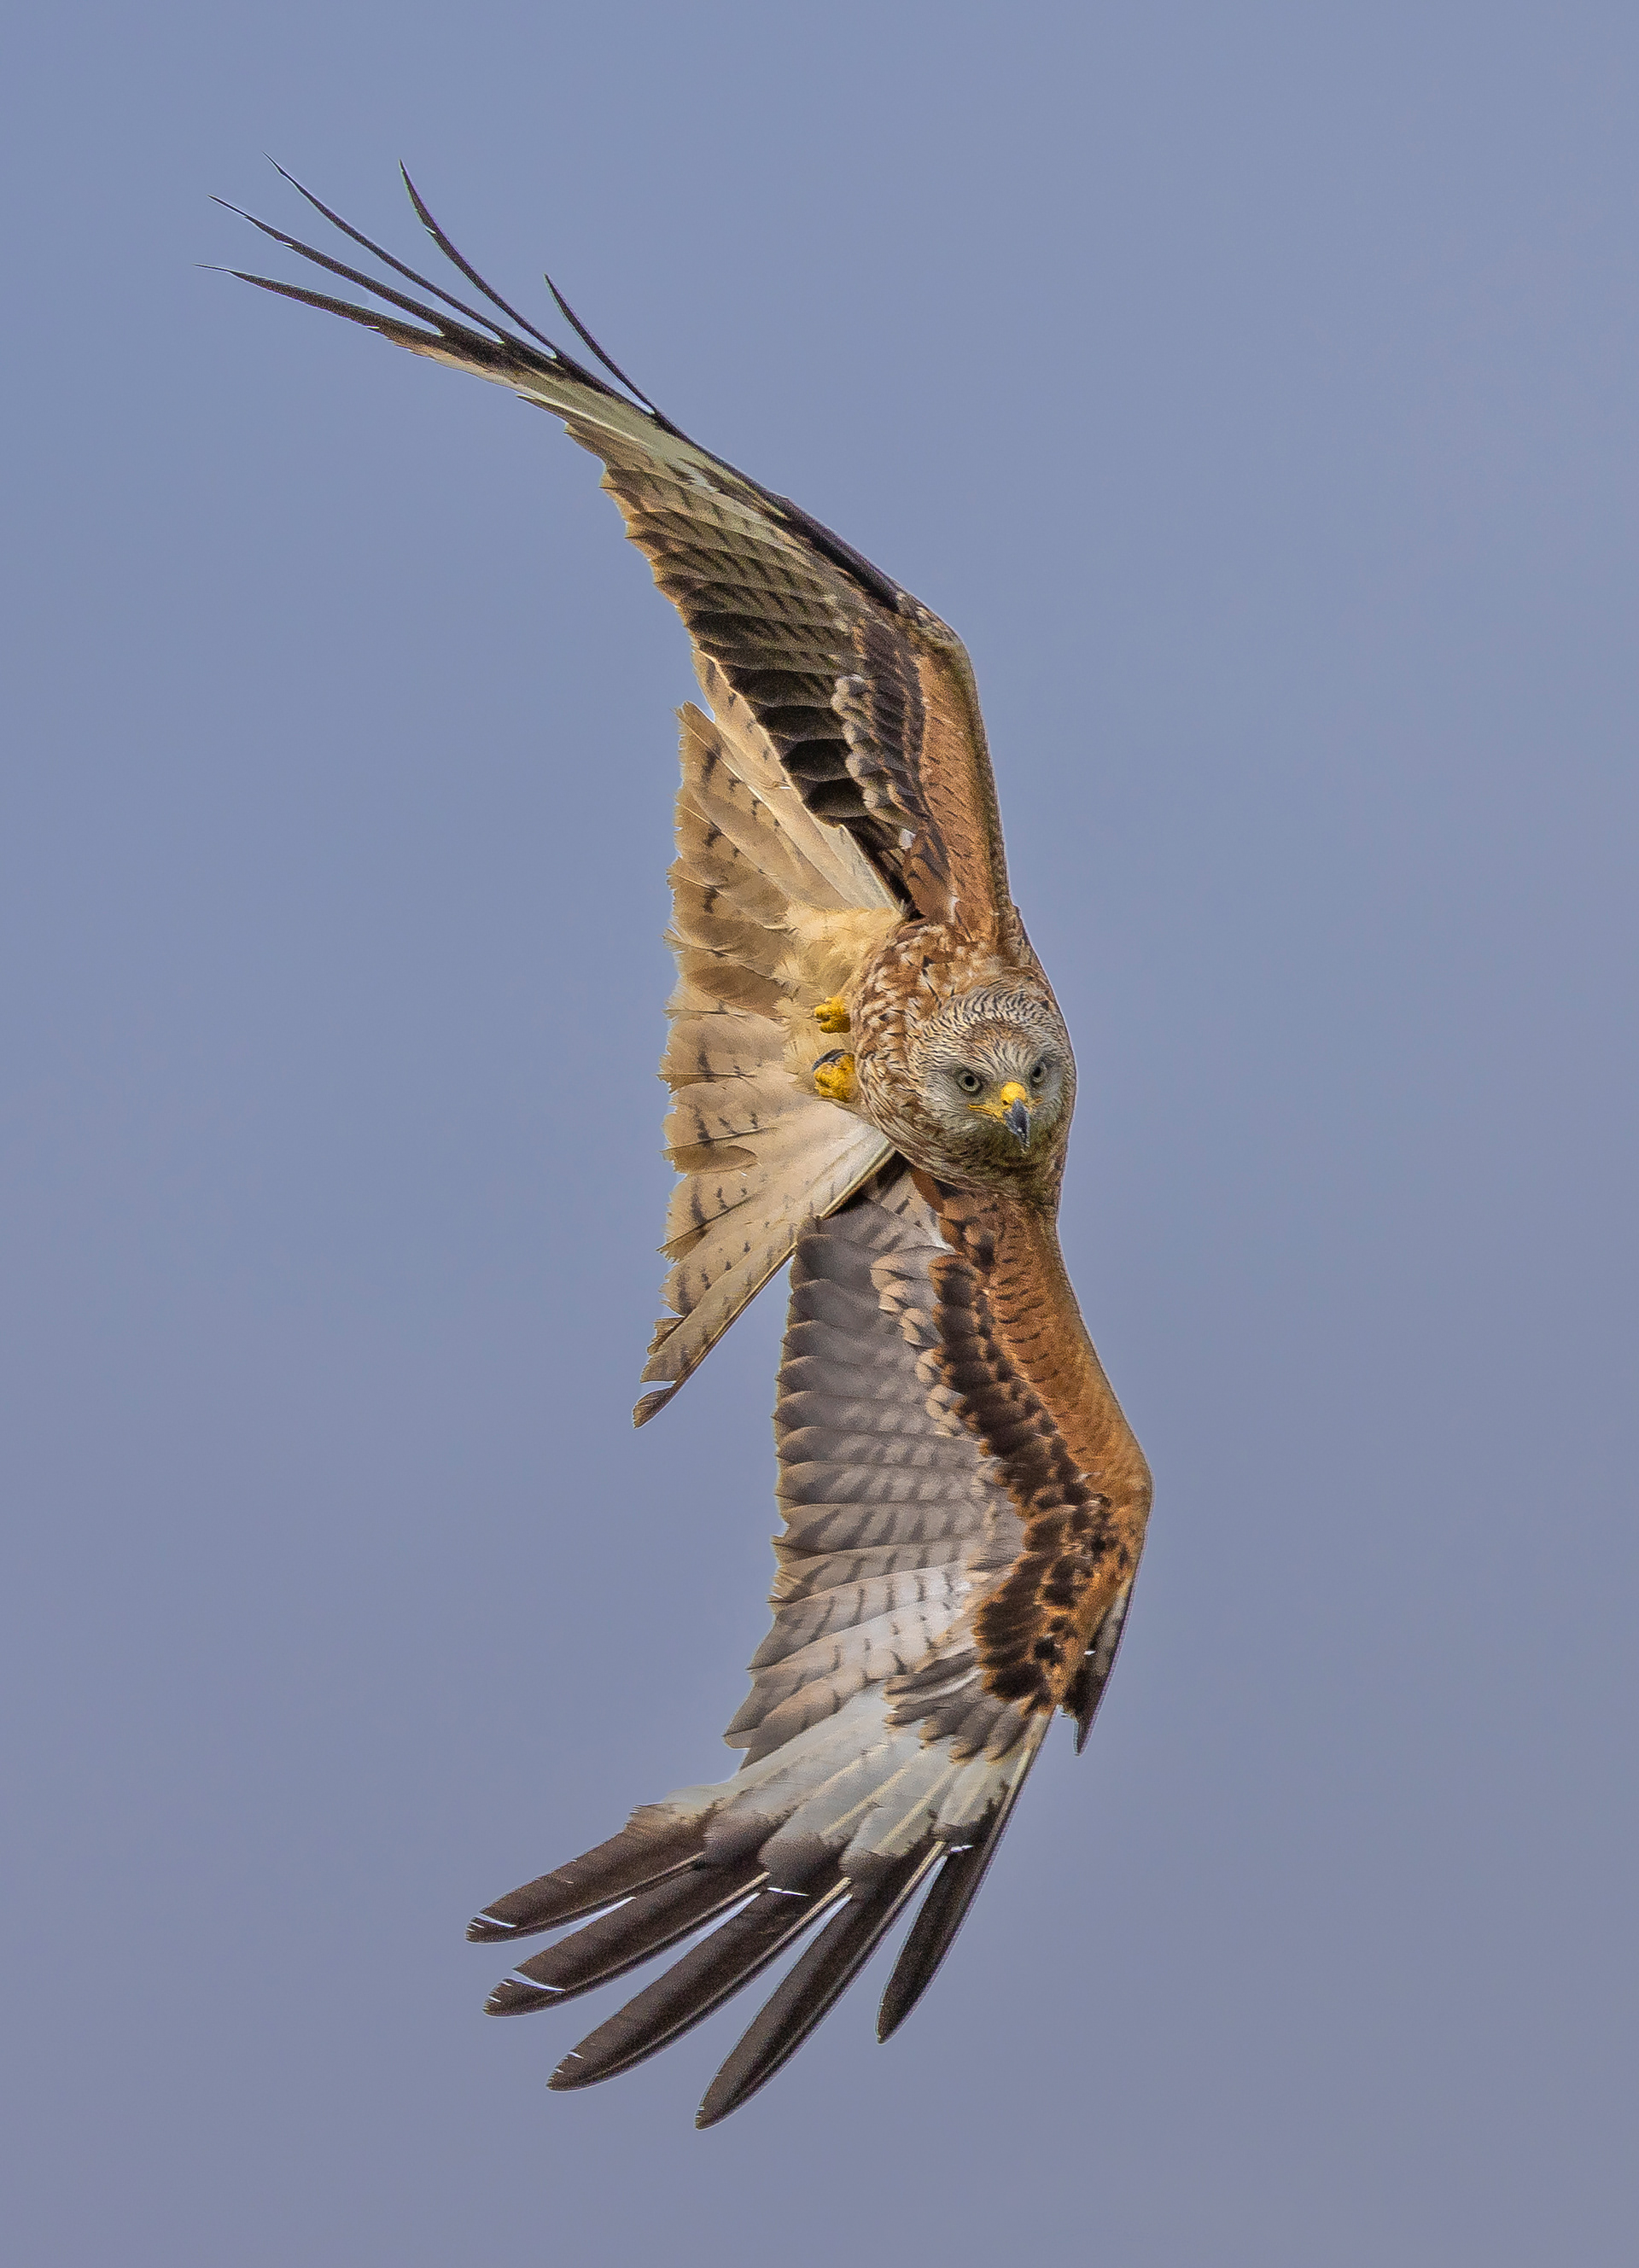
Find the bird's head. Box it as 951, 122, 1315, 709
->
902, 984, 1076, 1185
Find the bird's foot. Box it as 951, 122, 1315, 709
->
812, 995, 851, 1034
811, 1048, 857, 1104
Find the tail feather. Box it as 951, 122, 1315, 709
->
632, 672, 898, 1423
638, 1120, 885, 1426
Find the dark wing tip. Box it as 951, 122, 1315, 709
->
218, 165, 668, 426
465, 1814, 709, 1944
1070, 1584, 1135, 1753
876, 1841, 983, 2042
695, 1846, 942, 2127
876, 1723, 1046, 2042
546, 1871, 848, 2092
485, 1862, 769, 2020
485, 1976, 561, 2016
467, 1909, 522, 1944
540, 265, 670, 427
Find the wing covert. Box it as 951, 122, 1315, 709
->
909, 1174, 1153, 1718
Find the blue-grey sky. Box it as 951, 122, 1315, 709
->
4, 4, 1636, 2262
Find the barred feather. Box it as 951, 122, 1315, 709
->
633, 692, 895, 1422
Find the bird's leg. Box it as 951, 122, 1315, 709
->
812, 995, 851, 1034
811, 1047, 857, 1105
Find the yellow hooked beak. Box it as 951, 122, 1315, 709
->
969, 1079, 1033, 1148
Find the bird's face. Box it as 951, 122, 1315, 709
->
907, 988, 1075, 1179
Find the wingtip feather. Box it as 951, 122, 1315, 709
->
467, 1812, 709, 1943
696, 1845, 941, 2126
485, 1976, 561, 2015
547, 1872, 849, 2091
876, 1720, 1047, 2042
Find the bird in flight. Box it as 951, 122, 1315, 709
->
228, 168, 1153, 2126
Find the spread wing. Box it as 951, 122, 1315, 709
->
225, 169, 1012, 939
468, 1172, 1148, 2124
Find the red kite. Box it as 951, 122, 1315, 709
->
230, 171, 1152, 2126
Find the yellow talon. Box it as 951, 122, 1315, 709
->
813, 995, 851, 1034
812, 1050, 857, 1104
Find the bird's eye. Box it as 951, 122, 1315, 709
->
956, 1069, 983, 1095
1029, 1059, 1048, 1087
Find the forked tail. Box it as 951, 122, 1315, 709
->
636, 656, 897, 1421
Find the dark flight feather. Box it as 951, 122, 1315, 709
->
268, 162, 519, 342
537, 260, 670, 422
1070, 1583, 1136, 1753
465, 1811, 707, 1943
486, 1861, 768, 2014
218, 200, 496, 353
548, 1869, 849, 2090
696, 1844, 942, 2128
876, 1722, 1047, 2042
397, 165, 646, 396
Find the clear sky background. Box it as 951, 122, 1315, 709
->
4, 4, 1636, 2263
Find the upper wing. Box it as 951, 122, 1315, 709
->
226, 169, 1012, 940
905, 1174, 1153, 1735
467, 1171, 1148, 2124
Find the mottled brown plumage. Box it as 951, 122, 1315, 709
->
230, 168, 1152, 2125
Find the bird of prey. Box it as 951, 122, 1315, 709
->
228, 169, 1153, 2127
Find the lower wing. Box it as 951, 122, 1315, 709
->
470, 1175, 1135, 2125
